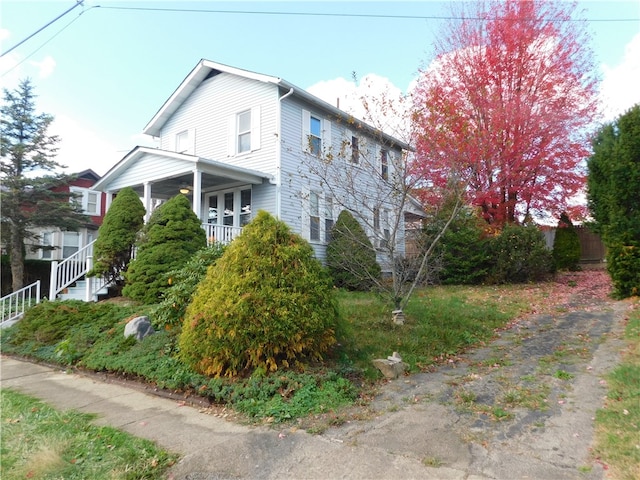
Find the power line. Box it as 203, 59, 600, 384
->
95, 4, 639, 23
1, 1, 85, 58
1, 11, 87, 78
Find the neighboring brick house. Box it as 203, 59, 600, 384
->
25, 169, 106, 262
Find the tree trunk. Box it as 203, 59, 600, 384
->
10, 226, 25, 292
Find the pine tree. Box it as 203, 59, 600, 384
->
88, 186, 145, 292
1, 79, 87, 291
326, 210, 381, 291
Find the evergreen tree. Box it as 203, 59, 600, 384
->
88, 186, 145, 292
178, 211, 338, 377
552, 212, 581, 271
123, 194, 206, 304
587, 104, 640, 297
326, 210, 381, 290
1, 79, 87, 291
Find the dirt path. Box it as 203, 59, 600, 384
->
313, 270, 630, 479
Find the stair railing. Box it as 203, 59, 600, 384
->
0, 280, 41, 328
49, 240, 96, 300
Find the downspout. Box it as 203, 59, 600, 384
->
276, 87, 294, 219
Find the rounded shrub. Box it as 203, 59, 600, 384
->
552, 212, 581, 271
326, 210, 381, 290
606, 237, 640, 298
123, 194, 207, 304
178, 210, 339, 377
488, 223, 553, 283
426, 207, 492, 285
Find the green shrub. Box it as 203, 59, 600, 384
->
89, 187, 145, 291
152, 243, 226, 331
488, 223, 553, 283
178, 210, 339, 377
326, 210, 381, 290
552, 212, 581, 271
123, 194, 207, 304
425, 207, 491, 285
606, 239, 640, 298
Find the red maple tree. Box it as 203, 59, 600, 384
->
411, 0, 599, 224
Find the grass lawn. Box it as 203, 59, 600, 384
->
0, 389, 177, 480
593, 299, 640, 480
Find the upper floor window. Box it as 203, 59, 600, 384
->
380, 149, 389, 180
70, 187, 101, 216
302, 110, 331, 156
237, 110, 251, 153
351, 136, 359, 164
229, 107, 261, 156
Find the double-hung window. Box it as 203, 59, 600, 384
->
62, 232, 80, 258
229, 107, 261, 155
324, 196, 334, 243
309, 192, 320, 242
41, 232, 53, 259
380, 149, 389, 180
351, 136, 359, 164
237, 110, 251, 154
70, 187, 101, 216
302, 110, 331, 156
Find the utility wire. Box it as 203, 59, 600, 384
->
1, 10, 89, 78
95, 5, 639, 23
1, 1, 85, 58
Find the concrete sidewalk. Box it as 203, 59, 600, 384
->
1, 300, 625, 479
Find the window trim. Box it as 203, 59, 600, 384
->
302, 110, 331, 156
229, 106, 261, 156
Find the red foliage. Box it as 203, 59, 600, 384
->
411, 0, 599, 224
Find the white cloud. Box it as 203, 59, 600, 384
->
599, 32, 640, 121
49, 114, 124, 176
0, 28, 10, 41
29, 55, 56, 79
307, 74, 412, 142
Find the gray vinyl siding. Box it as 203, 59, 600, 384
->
278, 95, 406, 264
160, 73, 278, 176
250, 181, 276, 219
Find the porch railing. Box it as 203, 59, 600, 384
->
202, 223, 243, 246
0, 280, 41, 328
47, 225, 241, 302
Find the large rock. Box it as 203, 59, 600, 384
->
373, 352, 408, 379
124, 316, 154, 341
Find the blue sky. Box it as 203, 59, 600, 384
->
1, 1, 639, 176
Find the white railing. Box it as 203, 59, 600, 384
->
0, 280, 41, 328
49, 240, 96, 300
202, 223, 243, 246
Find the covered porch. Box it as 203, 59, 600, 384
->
93, 147, 274, 245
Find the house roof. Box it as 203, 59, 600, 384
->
72, 169, 101, 183
143, 59, 412, 151
92, 146, 273, 194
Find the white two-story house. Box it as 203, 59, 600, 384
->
93, 59, 420, 267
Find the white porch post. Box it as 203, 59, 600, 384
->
192, 169, 202, 220
105, 192, 113, 211
143, 182, 152, 223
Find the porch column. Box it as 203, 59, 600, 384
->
143, 182, 152, 223
192, 169, 202, 220
105, 192, 113, 211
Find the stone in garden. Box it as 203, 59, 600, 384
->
124, 316, 154, 341
373, 352, 408, 379
392, 309, 405, 325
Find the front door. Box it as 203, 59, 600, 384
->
206, 187, 252, 227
